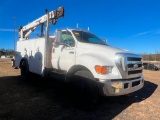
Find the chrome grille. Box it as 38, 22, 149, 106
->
115, 53, 143, 79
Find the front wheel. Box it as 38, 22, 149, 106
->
70, 70, 99, 106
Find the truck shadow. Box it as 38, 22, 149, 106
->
0, 75, 158, 120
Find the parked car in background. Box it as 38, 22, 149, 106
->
143, 63, 160, 71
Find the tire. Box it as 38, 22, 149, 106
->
70, 70, 99, 106
20, 60, 29, 80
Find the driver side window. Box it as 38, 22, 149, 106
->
61, 31, 75, 47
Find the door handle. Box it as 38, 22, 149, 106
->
69, 51, 74, 54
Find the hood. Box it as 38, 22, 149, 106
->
77, 42, 132, 57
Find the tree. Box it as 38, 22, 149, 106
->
0, 48, 15, 57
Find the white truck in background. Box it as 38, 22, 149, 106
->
14, 6, 144, 104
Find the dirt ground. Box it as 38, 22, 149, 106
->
0, 58, 159, 120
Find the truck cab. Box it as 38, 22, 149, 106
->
52, 29, 144, 96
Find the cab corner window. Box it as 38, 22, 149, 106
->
61, 31, 75, 47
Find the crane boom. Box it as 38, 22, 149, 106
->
19, 6, 64, 39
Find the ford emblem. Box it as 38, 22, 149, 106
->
133, 64, 138, 69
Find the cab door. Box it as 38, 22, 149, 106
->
51, 30, 76, 71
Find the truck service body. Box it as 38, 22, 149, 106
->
14, 7, 144, 98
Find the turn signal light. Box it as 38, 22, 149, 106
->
95, 65, 113, 74
95, 66, 107, 74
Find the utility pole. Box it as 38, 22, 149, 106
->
13, 16, 16, 51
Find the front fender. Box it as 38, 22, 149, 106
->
75, 53, 116, 79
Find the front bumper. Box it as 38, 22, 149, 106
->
98, 76, 144, 96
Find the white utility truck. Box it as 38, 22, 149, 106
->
14, 6, 144, 103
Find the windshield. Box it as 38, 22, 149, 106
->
72, 30, 106, 45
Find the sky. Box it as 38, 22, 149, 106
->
0, 0, 160, 54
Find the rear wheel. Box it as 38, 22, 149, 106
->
70, 70, 99, 106
20, 61, 29, 80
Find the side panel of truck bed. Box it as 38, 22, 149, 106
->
16, 38, 46, 75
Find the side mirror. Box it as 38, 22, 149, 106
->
55, 30, 61, 43
55, 30, 69, 47
55, 30, 72, 47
